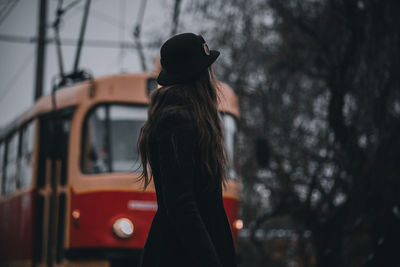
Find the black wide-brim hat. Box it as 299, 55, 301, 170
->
157, 33, 220, 86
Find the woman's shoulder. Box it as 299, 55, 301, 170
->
160, 85, 190, 106
151, 86, 195, 139
153, 106, 195, 139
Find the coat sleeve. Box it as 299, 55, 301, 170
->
155, 110, 223, 267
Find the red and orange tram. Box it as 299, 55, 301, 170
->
0, 72, 241, 266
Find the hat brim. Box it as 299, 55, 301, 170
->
157, 50, 220, 86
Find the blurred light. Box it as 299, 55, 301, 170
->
113, 218, 134, 239
233, 219, 243, 230
72, 209, 80, 220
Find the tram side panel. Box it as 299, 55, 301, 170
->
0, 121, 37, 264
68, 189, 157, 249
0, 191, 35, 262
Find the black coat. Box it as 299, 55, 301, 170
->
139, 91, 237, 267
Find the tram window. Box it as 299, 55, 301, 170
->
221, 114, 238, 180
82, 106, 108, 173
82, 104, 147, 174
110, 106, 147, 172
4, 133, 18, 195
19, 122, 35, 189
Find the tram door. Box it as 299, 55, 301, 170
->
34, 110, 72, 267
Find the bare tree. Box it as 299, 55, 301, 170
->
188, 0, 400, 266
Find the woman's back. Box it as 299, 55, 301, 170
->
138, 33, 237, 267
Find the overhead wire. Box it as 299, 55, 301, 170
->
0, 34, 35, 44
62, 0, 108, 21
134, 0, 147, 29
60, 0, 84, 21
62, 0, 81, 13
133, 0, 148, 71
0, 51, 35, 104
53, 0, 65, 76
118, 0, 126, 72
87, 7, 129, 30
0, 0, 13, 20
0, 0, 157, 105
0, 1, 153, 50
72, 0, 91, 73
0, 0, 153, 111
0, 33, 159, 49
0, 0, 20, 26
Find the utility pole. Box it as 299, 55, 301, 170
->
34, 0, 48, 101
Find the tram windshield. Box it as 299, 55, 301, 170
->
82, 104, 147, 174
221, 113, 238, 180
82, 105, 238, 177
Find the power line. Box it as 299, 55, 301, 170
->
0, 34, 35, 43
0, 0, 13, 16
53, 0, 65, 76
60, 2, 133, 41
0, 0, 13, 18
72, 0, 91, 73
90, 6, 129, 29
0, 0, 20, 26
118, 0, 127, 71
0, 33, 159, 49
0, 51, 35, 104
60, 3, 129, 30
135, 0, 147, 28
60, 0, 84, 21
133, 0, 148, 71
63, 0, 81, 13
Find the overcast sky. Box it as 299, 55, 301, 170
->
0, 0, 204, 127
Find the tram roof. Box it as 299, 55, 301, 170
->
0, 72, 239, 140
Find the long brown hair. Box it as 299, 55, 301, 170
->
137, 67, 227, 190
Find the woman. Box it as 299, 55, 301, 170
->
138, 33, 237, 267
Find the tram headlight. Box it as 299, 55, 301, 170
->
113, 218, 134, 239
233, 219, 243, 230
